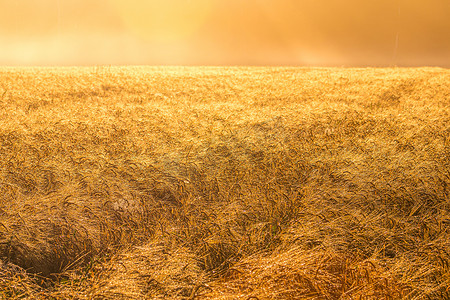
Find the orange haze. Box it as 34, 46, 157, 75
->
0, 0, 449, 66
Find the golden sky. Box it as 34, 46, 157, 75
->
0, 0, 449, 66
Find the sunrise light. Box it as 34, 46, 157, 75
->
0, 0, 449, 66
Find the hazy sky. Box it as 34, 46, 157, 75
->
0, 0, 449, 66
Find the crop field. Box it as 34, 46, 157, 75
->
0, 66, 449, 299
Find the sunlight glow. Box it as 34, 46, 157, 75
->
111, 0, 213, 43
0, 0, 449, 66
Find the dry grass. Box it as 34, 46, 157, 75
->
0, 66, 449, 299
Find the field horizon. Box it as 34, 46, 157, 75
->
0, 66, 449, 299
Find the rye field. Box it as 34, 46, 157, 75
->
0, 66, 449, 299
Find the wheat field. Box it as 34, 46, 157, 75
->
0, 66, 449, 299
